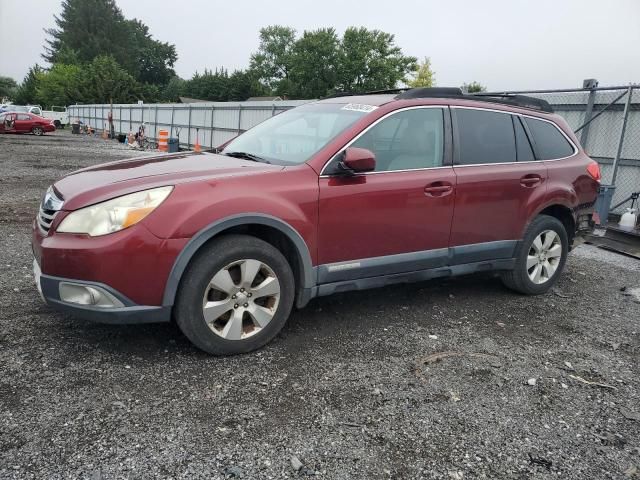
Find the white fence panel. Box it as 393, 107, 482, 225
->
67, 100, 311, 149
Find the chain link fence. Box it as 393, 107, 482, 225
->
68, 85, 640, 217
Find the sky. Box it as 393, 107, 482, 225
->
1, 0, 639, 91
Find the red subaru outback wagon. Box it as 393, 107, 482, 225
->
32, 88, 600, 355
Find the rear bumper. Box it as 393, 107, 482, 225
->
37, 269, 171, 324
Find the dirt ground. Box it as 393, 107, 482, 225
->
1, 130, 639, 479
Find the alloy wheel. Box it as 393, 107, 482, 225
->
527, 229, 562, 284
202, 259, 281, 340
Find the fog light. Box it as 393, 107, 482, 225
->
59, 283, 124, 308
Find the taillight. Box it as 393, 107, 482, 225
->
587, 161, 601, 181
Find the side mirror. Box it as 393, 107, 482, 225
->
339, 147, 376, 174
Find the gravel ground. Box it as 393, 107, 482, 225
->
1, 130, 639, 479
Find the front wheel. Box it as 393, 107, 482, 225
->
501, 215, 569, 295
32, 126, 44, 136
175, 235, 295, 355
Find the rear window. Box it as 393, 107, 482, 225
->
455, 109, 516, 165
524, 117, 574, 159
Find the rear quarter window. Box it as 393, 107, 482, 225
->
525, 117, 575, 160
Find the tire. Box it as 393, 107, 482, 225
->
54, 120, 61, 128
32, 126, 44, 136
174, 234, 295, 355
501, 214, 568, 295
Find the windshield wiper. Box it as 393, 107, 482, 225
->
223, 151, 270, 164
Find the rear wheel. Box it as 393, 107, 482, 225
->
53, 120, 61, 128
32, 126, 44, 136
501, 215, 568, 295
175, 235, 295, 355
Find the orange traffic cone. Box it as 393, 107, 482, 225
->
194, 133, 201, 153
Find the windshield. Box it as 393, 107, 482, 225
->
221, 103, 371, 165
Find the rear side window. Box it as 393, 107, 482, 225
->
513, 116, 535, 162
524, 117, 574, 159
455, 109, 516, 165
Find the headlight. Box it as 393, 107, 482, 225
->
57, 186, 173, 236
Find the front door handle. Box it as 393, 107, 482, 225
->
520, 174, 542, 188
424, 182, 453, 197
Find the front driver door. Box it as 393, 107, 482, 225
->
317, 106, 456, 284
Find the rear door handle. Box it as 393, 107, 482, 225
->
424, 182, 453, 197
520, 174, 542, 187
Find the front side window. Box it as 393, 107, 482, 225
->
455, 109, 516, 165
17, 114, 31, 121
221, 103, 369, 165
350, 108, 444, 172
525, 117, 574, 160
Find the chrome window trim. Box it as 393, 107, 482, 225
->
319, 105, 448, 177
450, 105, 579, 166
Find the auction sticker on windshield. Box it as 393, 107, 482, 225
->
341, 103, 378, 113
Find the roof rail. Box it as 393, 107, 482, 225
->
468, 93, 553, 113
395, 87, 553, 112
323, 87, 554, 113
396, 87, 464, 99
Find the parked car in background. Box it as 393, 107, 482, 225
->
1, 112, 56, 135
32, 87, 599, 355
0, 105, 43, 115
41, 106, 69, 128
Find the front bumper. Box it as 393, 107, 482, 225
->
34, 260, 171, 324
32, 219, 188, 324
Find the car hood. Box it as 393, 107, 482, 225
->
53, 151, 284, 210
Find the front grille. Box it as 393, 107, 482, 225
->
38, 206, 57, 233
37, 187, 64, 234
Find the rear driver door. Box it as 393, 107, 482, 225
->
15, 114, 32, 133
449, 107, 547, 255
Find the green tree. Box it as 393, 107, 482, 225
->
184, 69, 231, 101
289, 28, 340, 98
463, 81, 487, 93
44, 0, 176, 85
161, 76, 187, 102
227, 70, 267, 101
250, 25, 418, 98
0, 76, 18, 99
126, 19, 177, 85
337, 27, 417, 93
34, 64, 81, 107
14, 65, 43, 104
76, 55, 140, 104
250, 25, 297, 94
407, 57, 435, 88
